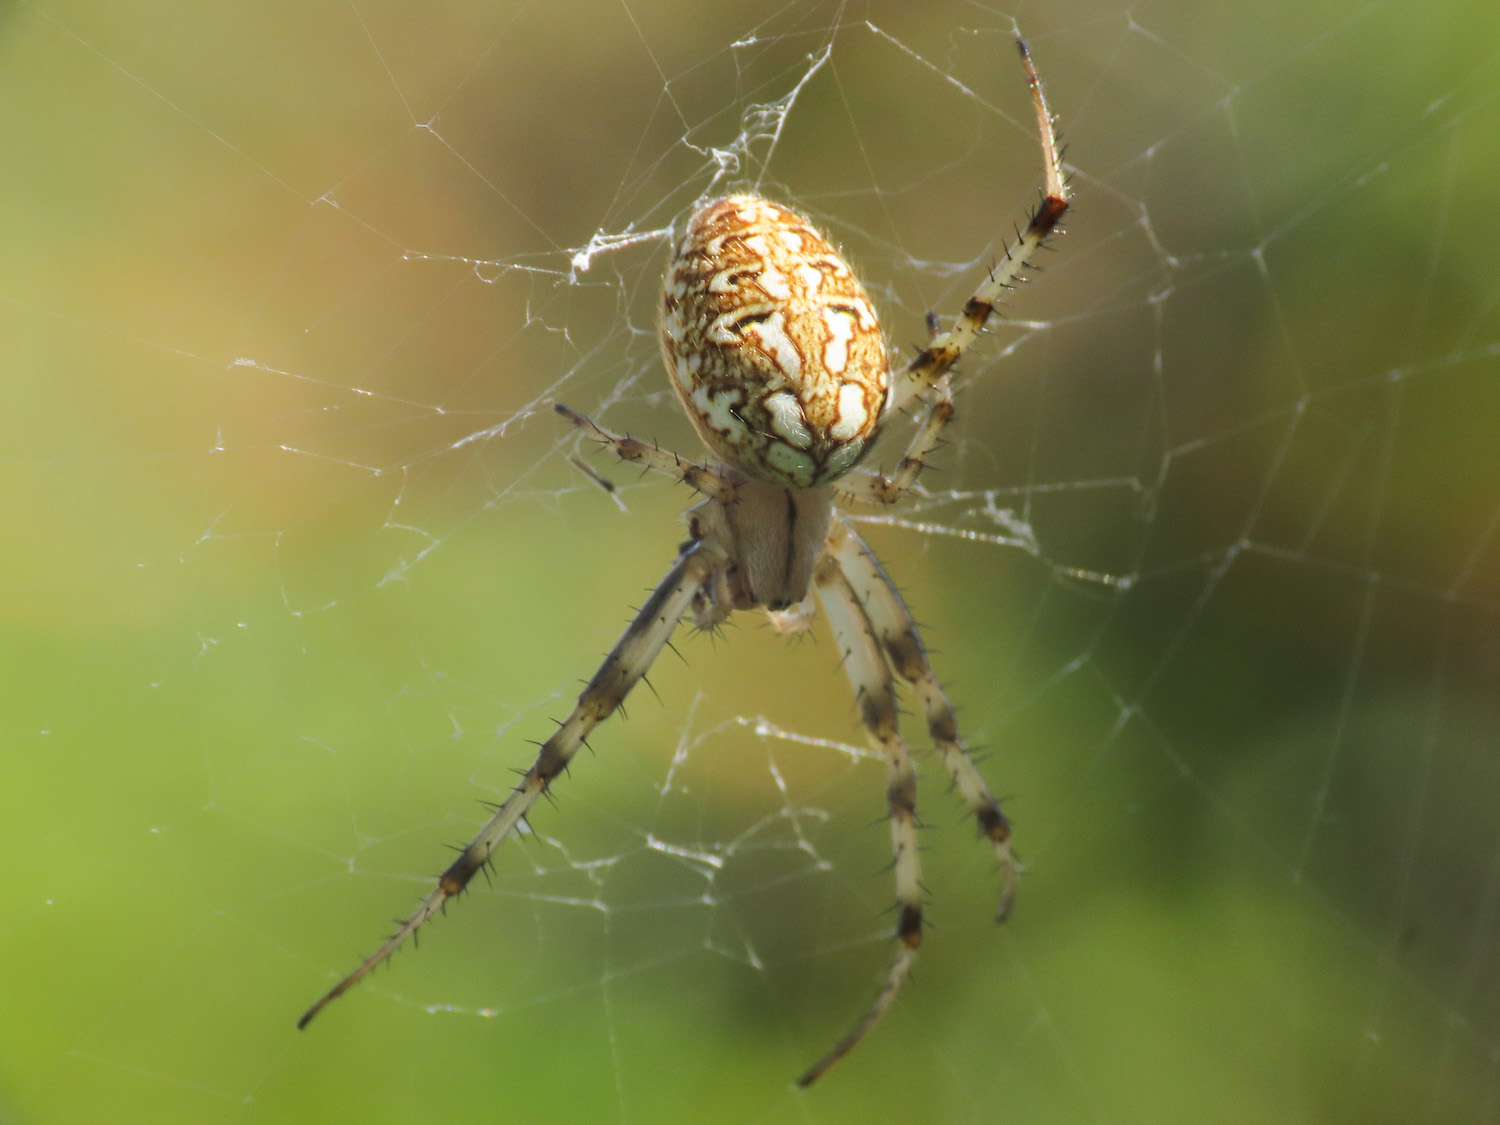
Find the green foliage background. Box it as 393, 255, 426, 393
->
2, 1, 1498, 1122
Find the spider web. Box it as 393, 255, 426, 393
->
3, 0, 1499, 1121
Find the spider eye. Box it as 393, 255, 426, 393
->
661, 195, 889, 490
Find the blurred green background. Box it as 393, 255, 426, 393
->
2, 1, 1498, 1122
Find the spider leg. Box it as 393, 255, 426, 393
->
832, 387, 952, 506
825, 517, 1016, 918
847, 37, 1069, 508
555, 402, 736, 503
889, 37, 1068, 414
798, 549, 923, 1086
298, 543, 717, 1030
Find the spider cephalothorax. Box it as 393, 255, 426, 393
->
300, 37, 1069, 1087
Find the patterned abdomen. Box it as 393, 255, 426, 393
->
661, 196, 889, 489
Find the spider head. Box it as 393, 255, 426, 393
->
660, 195, 889, 490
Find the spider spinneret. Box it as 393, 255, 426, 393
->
298, 35, 1070, 1089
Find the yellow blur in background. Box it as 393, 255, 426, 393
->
2, 2, 1498, 1122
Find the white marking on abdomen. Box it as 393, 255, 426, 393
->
746, 311, 802, 381
831, 382, 870, 441
764, 391, 813, 448
822, 308, 855, 375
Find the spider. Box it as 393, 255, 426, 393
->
299, 37, 1068, 1087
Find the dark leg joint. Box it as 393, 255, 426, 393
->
961, 295, 994, 323
439, 851, 481, 897
887, 771, 917, 815
534, 740, 569, 786
977, 804, 1011, 844
896, 903, 923, 948
1031, 195, 1069, 234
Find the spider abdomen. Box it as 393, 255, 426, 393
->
661, 195, 889, 489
